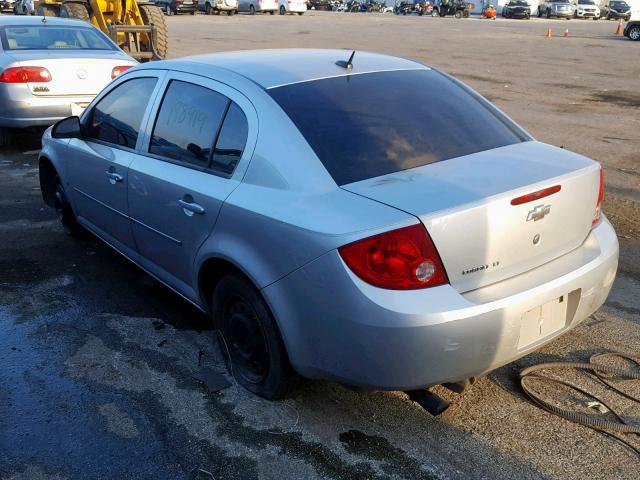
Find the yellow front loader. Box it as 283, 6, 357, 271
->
35, 0, 168, 61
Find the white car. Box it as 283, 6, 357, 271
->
279, 0, 307, 14
0, 16, 136, 145
197, 0, 239, 14
575, 0, 601, 17
238, 0, 278, 13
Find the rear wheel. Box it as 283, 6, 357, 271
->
205, 2, 212, 14
454, 9, 462, 18
165, 4, 172, 15
629, 26, 640, 40
140, 5, 169, 60
431, 8, 438, 16
60, 2, 90, 21
214, 273, 294, 399
249, 4, 255, 14
280, 5, 285, 14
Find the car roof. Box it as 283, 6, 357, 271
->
0, 16, 94, 27
139, 49, 429, 89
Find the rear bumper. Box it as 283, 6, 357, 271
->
264, 218, 619, 390
0, 86, 95, 128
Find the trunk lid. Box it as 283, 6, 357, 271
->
342, 142, 601, 293
7, 51, 135, 97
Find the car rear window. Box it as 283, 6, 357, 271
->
1, 26, 115, 51
268, 69, 526, 186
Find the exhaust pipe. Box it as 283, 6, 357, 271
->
406, 389, 450, 416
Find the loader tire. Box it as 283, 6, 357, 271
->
60, 2, 90, 21
36, 4, 60, 16
140, 5, 169, 60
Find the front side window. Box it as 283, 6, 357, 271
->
150, 80, 229, 168
85, 77, 158, 149
1, 26, 116, 51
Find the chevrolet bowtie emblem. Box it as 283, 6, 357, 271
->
527, 204, 551, 222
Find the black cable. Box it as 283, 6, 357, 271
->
519, 354, 640, 457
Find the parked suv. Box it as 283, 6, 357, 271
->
198, 0, 239, 14
154, 0, 197, 15
600, 0, 630, 20
574, 0, 600, 18
538, 0, 574, 17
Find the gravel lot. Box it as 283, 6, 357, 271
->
1, 12, 639, 480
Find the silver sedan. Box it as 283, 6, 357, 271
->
0, 16, 135, 145
38, 49, 618, 402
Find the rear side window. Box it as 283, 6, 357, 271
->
268, 69, 526, 185
150, 80, 229, 168
211, 103, 248, 174
86, 77, 157, 149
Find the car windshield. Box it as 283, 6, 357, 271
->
510, 1, 529, 5
611, 1, 627, 6
578, 0, 594, 4
550, 0, 569, 3
268, 69, 526, 186
1, 26, 116, 51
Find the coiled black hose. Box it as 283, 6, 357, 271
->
519, 353, 640, 456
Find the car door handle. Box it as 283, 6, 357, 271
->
105, 170, 123, 183
178, 199, 205, 215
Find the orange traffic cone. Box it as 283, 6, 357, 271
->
563, 29, 569, 38
546, 28, 552, 38
615, 19, 623, 35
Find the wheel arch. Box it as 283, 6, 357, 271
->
197, 255, 260, 317
39, 155, 58, 207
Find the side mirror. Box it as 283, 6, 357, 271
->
52, 116, 82, 139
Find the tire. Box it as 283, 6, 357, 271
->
454, 9, 462, 18
431, 8, 438, 16
59, 2, 90, 21
205, 2, 212, 14
165, 4, 172, 15
269, 9, 275, 14
35, 4, 59, 16
546, 9, 551, 18
280, 5, 285, 14
537, 7, 541, 17
0, 127, 12, 148
629, 26, 640, 41
298, 11, 303, 14
227, 9, 232, 15
140, 5, 169, 60
249, 4, 255, 14
54, 177, 84, 237
214, 273, 294, 399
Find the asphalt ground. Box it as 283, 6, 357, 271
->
1, 11, 639, 480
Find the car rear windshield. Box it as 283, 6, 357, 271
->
268, 69, 526, 185
1, 26, 116, 51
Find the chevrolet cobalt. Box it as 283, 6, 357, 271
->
38, 50, 618, 400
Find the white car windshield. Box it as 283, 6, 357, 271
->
1, 26, 116, 51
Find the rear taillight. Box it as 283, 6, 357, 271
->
111, 65, 133, 79
338, 224, 448, 290
592, 168, 604, 228
0, 66, 51, 83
